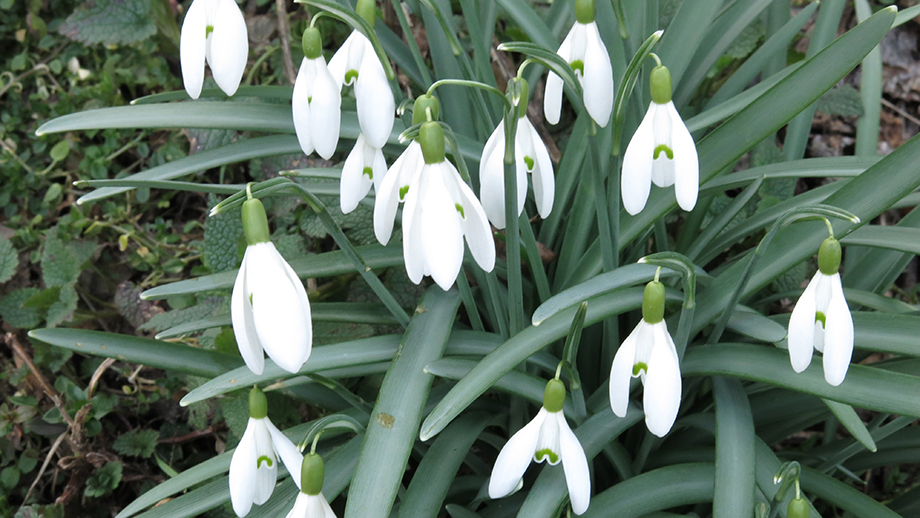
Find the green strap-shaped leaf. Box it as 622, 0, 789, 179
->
131, 85, 294, 104
344, 288, 461, 518
712, 377, 755, 518
580, 463, 715, 518
841, 226, 920, 255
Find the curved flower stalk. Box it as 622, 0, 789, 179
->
375, 118, 495, 290
231, 197, 312, 375
622, 63, 698, 215
340, 133, 386, 214
283, 453, 337, 518
489, 378, 590, 515
480, 79, 555, 229
610, 278, 682, 437
788, 236, 854, 386
230, 388, 304, 517
544, 0, 613, 127
327, 0, 395, 149
293, 27, 342, 160
180, 0, 249, 99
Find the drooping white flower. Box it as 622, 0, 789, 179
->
788, 236, 853, 386
180, 0, 249, 99
610, 280, 682, 437
231, 198, 312, 375
293, 27, 342, 160
340, 133, 386, 214
328, 30, 395, 149
284, 492, 337, 518
479, 80, 554, 229
489, 379, 590, 515
374, 140, 423, 246
229, 389, 304, 517
622, 65, 698, 215
544, 0, 613, 127
283, 452, 336, 518
375, 122, 495, 290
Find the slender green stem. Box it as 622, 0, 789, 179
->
589, 130, 616, 272
456, 268, 485, 332
388, 0, 432, 87
484, 270, 509, 339
310, 430, 323, 454
426, 79, 512, 113
504, 159, 525, 335
648, 52, 662, 67
519, 210, 551, 303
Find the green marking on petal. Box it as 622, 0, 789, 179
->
363, 166, 373, 180
534, 448, 559, 464
205, 25, 214, 38
633, 362, 648, 376
524, 156, 535, 170
653, 144, 674, 160
399, 185, 410, 200
815, 311, 827, 328
455, 203, 465, 219
307, 96, 312, 103
249, 293, 253, 306
345, 69, 359, 84
570, 60, 584, 75
257, 455, 273, 468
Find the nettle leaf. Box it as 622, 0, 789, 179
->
726, 19, 765, 60
83, 461, 122, 498
0, 234, 17, 283
0, 288, 42, 329
46, 284, 79, 328
41, 236, 80, 287
59, 0, 156, 46
204, 195, 243, 273
816, 84, 865, 117
139, 296, 223, 333
113, 429, 160, 458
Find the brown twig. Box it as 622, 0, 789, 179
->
276, 0, 296, 85
21, 432, 68, 505
8, 333, 76, 430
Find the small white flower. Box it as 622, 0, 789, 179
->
544, 20, 613, 127
284, 491, 337, 518
229, 416, 304, 517
328, 30, 395, 149
180, 0, 249, 99
788, 237, 853, 386
340, 133, 386, 214
479, 116, 554, 229
292, 56, 342, 160
374, 140, 423, 246
231, 222, 312, 375
622, 65, 698, 215
489, 380, 590, 515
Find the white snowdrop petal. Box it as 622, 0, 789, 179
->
265, 419, 304, 490
402, 167, 428, 284
557, 413, 591, 515
373, 144, 411, 245
534, 413, 562, 465
643, 323, 682, 437
788, 272, 820, 373
229, 419, 258, 517
448, 170, 496, 273
208, 0, 248, 97
543, 72, 565, 126
609, 325, 640, 417
526, 119, 555, 218
669, 102, 699, 211
341, 136, 373, 214
422, 166, 464, 290
621, 107, 655, 216
292, 59, 315, 156
327, 31, 359, 86
251, 420, 277, 505
355, 46, 395, 148
179, 0, 208, 99
310, 60, 343, 160
371, 145, 387, 194
284, 492, 310, 518
231, 251, 265, 375
489, 409, 546, 499
582, 22, 613, 127
479, 122, 509, 228
823, 274, 853, 386
321, 493, 338, 518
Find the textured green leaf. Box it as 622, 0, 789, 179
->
816, 84, 864, 117
46, 284, 79, 328
203, 196, 243, 273
113, 429, 160, 458
59, 0, 156, 45
0, 288, 42, 329
84, 461, 123, 498
41, 236, 80, 287
0, 234, 18, 284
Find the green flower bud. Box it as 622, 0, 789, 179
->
650, 65, 672, 105
242, 198, 271, 246
818, 236, 841, 275
300, 453, 325, 495
302, 28, 323, 60
249, 387, 268, 419
787, 496, 810, 518
514, 78, 529, 119
642, 280, 666, 324
413, 94, 440, 125
419, 121, 445, 164
357, 0, 376, 28
575, 0, 595, 24
543, 378, 566, 413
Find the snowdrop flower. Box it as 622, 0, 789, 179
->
480, 79, 554, 229
180, 0, 249, 99
230, 388, 304, 517
231, 197, 312, 375
489, 379, 590, 515
375, 120, 495, 290
622, 64, 698, 215
610, 279, 682, 437
788, 236, 854, 386
544, 0, 613, 127
283, 453, 337, 518
327, 0, 394, 149
340, 133, 386, 214
293, 27, 342, 160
